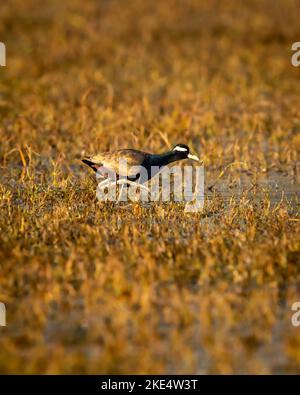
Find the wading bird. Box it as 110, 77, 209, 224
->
82, 144, 200, 198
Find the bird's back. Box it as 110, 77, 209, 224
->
85, 149, 151, 178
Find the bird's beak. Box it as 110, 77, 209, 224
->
187, 153, 200, 162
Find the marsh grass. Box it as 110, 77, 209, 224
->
0, 0, 299, 373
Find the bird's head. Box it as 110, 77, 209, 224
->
172, 144, 200, 161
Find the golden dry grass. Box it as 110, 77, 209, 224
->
0, 0, 300, 373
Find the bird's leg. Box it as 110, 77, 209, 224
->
136, 175, 150, 202
115, 175, 128, 203
116, 178, 150, 192
97, 178, 111, 190
116, 183, 126, 203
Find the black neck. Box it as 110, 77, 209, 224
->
150, 151, 184, 168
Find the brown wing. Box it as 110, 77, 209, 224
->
82, 149, 150, 177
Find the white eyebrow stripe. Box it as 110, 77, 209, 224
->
173, 146, 188, 152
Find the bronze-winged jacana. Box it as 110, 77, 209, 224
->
82, 144, 200, 189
